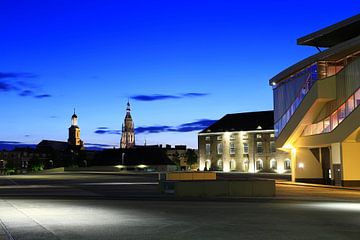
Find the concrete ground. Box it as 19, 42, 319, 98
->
1, 172, 360, 239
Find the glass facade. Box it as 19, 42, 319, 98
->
303, 88, 360, 136
274, 64, 318, 137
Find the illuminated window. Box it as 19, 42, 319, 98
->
205, 136, 210, 141
230, 159, 236, 170
243, 158, 249, 172
337, 104, 346, 124
346, 95, 355, 116
217, 159, 223, 170
355, 88, 360, 107
270, 133, 275, 138
331, 111, 338, 130
256, 134, 262, 139
205, 144, 211, 155
256, 142, 263, 153
270, 141, 276, 152
270, 159, 277, 169
217, 143, 223, 154
256, 159, 263, 170
230, 143, 236, 154
284, 159, 291, 170
243, 143, 249, 154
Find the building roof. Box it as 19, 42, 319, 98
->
199, 110, 274, 133
297, 14, 360, 48
269, 35, 360, 85
37, 140, 69, 152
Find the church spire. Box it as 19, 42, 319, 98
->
120, 101, 135, 148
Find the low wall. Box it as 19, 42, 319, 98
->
174, 179, 275, 197
166, 172, 216, 181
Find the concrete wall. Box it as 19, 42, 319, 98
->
174, 180, 275, 197
342, 142, 360, 185
294, 147, 323, 181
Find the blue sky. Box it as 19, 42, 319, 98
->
1, 1, 359, 149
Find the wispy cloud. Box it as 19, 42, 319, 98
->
94, 127, 121, 135
94, 119, 216, 135
130, 92, 209, 102
35, 94, 52, 99
0, 71, 51, 99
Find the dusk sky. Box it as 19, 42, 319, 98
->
1, 1, 359, 149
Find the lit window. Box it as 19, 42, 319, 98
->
230, 143, 236, 154
230, 159, 236, 170
270, 159, 277, 169
355, 88, 360, 108
205, 136, 210, 141
216, 135, 222, 141
337, 104, 346, 124
270, 133, 275, 138
243, 143, 249, 154
284, 159, 291, 170
346, 95, 355, 116
256, 134, 262, 139
270, 141, 276, 152
205, 144, 211, 155
217, 143, 223, 154
243, 159, 249, 172
256, 159, 263, 170
256, 142, 263, 153
217, 159, 223, 170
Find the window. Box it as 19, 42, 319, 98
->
230, 134, 236, 141
284, 159, 291, 170
230, 159, 236, 171
346, 95, 355, 116
216, 135, 222, 141
323, 117, 331, 133
229, 143, 236, 154
243, 159, 249, 172
270, 133, 275, 138
205, 159, 211, 170
331, 111, 338, 130
256, 159, 263, 170
205, 136, 210, 141
355, 88, 360, 108
217, 143, 223, 154
217, 159, 223, 170
270, 141, 276, 152
337, 104, 346, 124
256, 142, 263, 153
205, 144, 211, 155
242, 134, 248, 140
270, 159, 277, 169
256, 134, 262, 139
243, 143, 249, 154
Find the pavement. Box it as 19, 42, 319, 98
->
0, 172, 360, 239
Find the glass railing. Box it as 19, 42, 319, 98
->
303, 88, 360, 136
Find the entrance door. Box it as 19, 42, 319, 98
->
321, 147, 331, 185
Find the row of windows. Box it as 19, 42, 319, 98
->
205, 142, 276, 155
205, 133, 275, 142
303, 88, 360, 136
208, 158, 291, 171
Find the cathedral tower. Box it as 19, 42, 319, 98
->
68, 109, 84, 149
120, 101, 135, 148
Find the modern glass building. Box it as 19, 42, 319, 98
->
270, 14, 360, 186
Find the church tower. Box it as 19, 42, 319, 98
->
120, 101, 135, 148
68, 109, 84, 149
